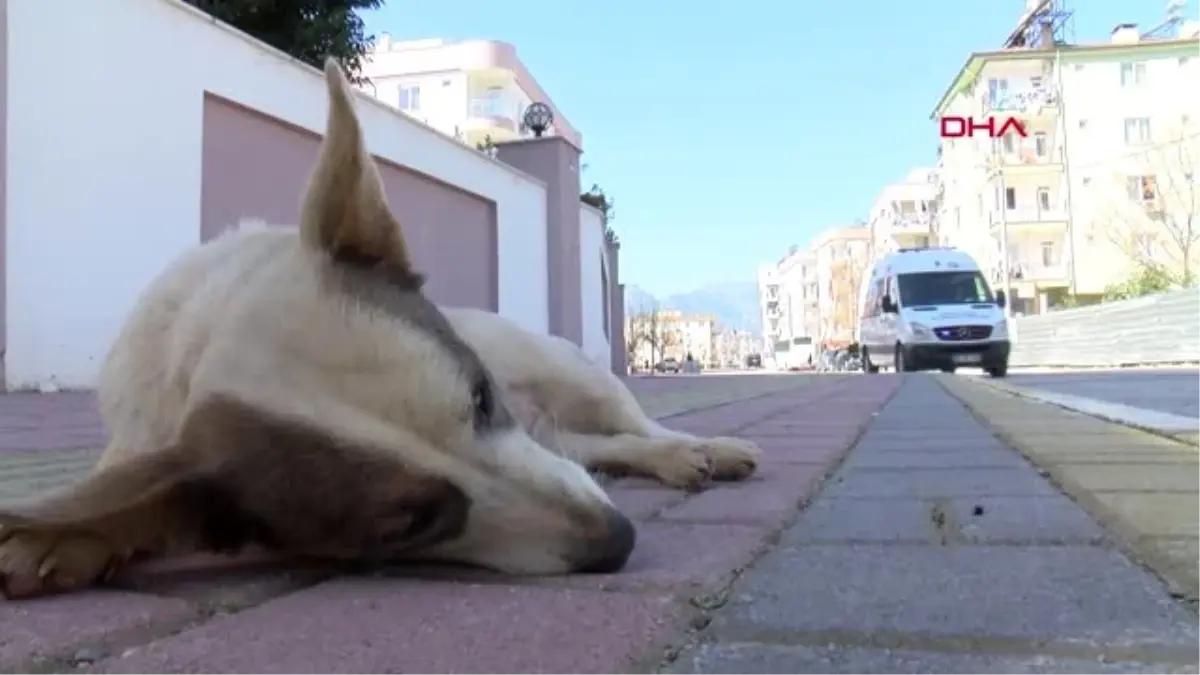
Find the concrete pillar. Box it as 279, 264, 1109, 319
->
494, 137, 583, 346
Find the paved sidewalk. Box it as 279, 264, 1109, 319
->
0, 374, 895, 673
670, 375, 1198, 674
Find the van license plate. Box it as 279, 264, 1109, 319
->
952, 353, 982, 364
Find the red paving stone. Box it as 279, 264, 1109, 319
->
92, 581, 683, 674
0, 375, 903, 673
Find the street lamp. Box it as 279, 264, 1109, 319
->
522, 102, 554, 138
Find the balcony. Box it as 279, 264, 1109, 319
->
991, 138, 1063, 173
463, 87, 522, 147
984, 77, 1059, 116
990, 206, 1068, 231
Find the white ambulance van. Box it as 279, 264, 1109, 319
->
856, 247, 1010, 377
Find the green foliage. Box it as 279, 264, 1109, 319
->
580, 183, 618, 245
184, 0, 383, 83
1103, 264, 1178, 301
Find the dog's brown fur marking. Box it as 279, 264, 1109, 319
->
0, 394, 471, 599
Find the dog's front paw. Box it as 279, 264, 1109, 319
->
0, 516, 126, 599
649, 442, 713, 491
693, 437, 762, 481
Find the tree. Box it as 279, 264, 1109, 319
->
1103, 265, 1176, 301
625, 300, 662, 370
1096, 123, 1199, 294
184, 0, 384, 84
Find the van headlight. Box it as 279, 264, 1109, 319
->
909, 322, 935, 340
992, 320, 1009, 338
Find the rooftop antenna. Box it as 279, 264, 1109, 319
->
1003, 0, 1076, 49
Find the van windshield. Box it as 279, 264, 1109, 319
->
896, 270, 994, 307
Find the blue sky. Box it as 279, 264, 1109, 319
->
363, 1, 1196, 297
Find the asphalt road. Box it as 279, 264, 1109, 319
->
1004, 368, 1199, 418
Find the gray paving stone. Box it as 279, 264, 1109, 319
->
851, 435, 1011, 453
716, 544, 1198, 649
839, 448, 1028, 470
820, 467, 1059, 499
785, 495, 1108, 545
668, 642, 1195, 674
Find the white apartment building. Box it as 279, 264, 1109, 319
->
358, 36, 581, 150
756, 226, 870, 364
757, 247, 820, 361
868, 168, 938, 259
932, 22, 1199, 314
756, 264, 782, 356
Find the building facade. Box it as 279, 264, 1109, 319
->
868, 168, 938, 260
932, 23, 1199, 314
811, 226, 872, 347
625, 310, 719, 369
358, 36, 582, 150
756, 225, 872, 366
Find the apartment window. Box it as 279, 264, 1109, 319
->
1119, 61, 1147, 87
1036, 187, 1051, 212
1002, 133, 1016, 153
1040, 241, 1056, 267
397, 85, 421, 111
1078, 118, 1088, 130
1034, 132, 1048, 157
1004, 187, 1017, 210
987, 78, 1009, 106
1126, 175, 1159, 202
1123, 117, 1151, 144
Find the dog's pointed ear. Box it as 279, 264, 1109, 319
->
300, 58, 414, 273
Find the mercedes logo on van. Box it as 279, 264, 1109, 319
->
954, 327, 969, 339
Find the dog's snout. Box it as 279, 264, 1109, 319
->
572, 505, 637, 574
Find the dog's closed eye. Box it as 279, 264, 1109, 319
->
471, 380, 492, 430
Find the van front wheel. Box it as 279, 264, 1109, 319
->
895, 344, 915, 373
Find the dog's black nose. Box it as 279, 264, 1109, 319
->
574, 506, 637, 574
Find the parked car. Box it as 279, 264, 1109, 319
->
745, 354, 763, 369
655, 358, 681, 374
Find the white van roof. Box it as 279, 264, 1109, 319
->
870, 246, 982, 278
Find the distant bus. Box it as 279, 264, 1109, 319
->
773, 337, 814, 370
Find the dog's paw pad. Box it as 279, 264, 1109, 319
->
0, 523, 120, 600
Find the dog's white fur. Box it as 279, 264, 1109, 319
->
0, 59, 759, 596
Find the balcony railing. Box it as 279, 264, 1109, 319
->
991, 206, 1068, 226
468, 94, 520, 122
984, 80, 1059, 114
993, 141, 1062, 167
885, 212, 933, 232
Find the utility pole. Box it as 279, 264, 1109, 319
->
1054, 48, 1080, 296
997, 169, 1013, 319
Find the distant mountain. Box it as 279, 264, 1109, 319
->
622, 281, 761, 335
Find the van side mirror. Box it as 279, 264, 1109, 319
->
995, 290, 1007, 308
881, 295, 897, 314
